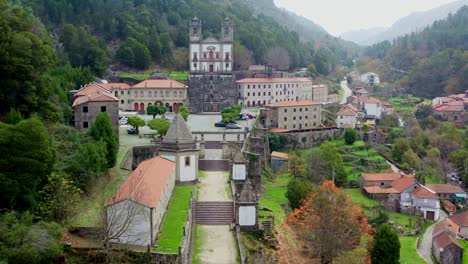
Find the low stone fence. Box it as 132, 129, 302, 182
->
179, 188, 197, 264
278, 127, 342, 150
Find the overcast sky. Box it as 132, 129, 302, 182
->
274, 0, 459, 36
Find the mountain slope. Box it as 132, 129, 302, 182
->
343, 0, 468, 45
340, 27, 386, 45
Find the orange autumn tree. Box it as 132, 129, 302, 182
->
287, 181, 373, 264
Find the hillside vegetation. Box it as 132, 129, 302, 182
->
362, 6, 468, 98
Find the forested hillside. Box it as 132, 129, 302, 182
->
362, 6, 468, 98
12, 0, 355, 76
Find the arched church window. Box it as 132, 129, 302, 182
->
209, 51, 214, 60
225, 27, 229, 35
185, 156, 191, 166
193, 52, 198, 60
225, 52, 230, 60
193, 27, 198, 34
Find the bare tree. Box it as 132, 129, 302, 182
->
234, 43, 255, 70
264, 47, 290, 71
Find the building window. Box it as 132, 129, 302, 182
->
305, 108, 308, 111
253, 92, 255, 96
166, 91, 169, 97
226, 63, 229, 68
263, 92, 266, 96
148, 91, 152, 97
83, 122, 88, 128
253, 85, 256, 88
293, 124, 296, 128
247, 92, 250, 96
248, 85, 250, 89
160, 91, 163, 97
300, 116, 302, 120
268, 92, 271, 96
114, 91, 118, 97
284, 109, 287, 113
127, 91, 130, 95
194, 63, 197, 68
121, 100, 124, 104
140, 91, 144, 97
294, 108, 296, 112
284, 117, 287, 121
299, 108, 302, 112
101, 106, 107, 112
120, 91, 124, 95
179, 91, 183, 97
305, 116, 308, 119
185, 156, 191, 166
134, 91, 138, 97
173, 91, 177, 97
293, 117, 296, 120
83, 106, 88, 113
127, 100, 130, 104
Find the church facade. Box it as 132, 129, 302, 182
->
187, 17, 238, 112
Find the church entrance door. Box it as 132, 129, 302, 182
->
209, 64, 214, 72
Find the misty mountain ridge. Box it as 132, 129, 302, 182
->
340, 0, 468, 45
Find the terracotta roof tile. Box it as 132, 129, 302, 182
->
432, 221, 447, 237
270, 128, 291, 133
236, 78, 312, 83
132, 79, 187, 89
271, 151, 289, 160
447, 210, 468, 227
391, 176, 417, 192
337, 108, 358, 116
108, 156, 175, 208
74, 83, 110, 98
72, 91, 118, 107
362, 173, 401, 182
266, 100, 320, 107
98, 83, 131, 90
411, 186, 437, 199
364, 186, 398, 194
425, 184, 465, 194
355, 88, 369, 93
433, 231, 462, 249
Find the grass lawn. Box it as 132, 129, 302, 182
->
399, 236, 426, 264
458, 240, 468, 264
154, 185, 194, 254
118, 72, 151, 81
344, 188, 379, 208
259, 173, 290, 223
192, 225, 205, 264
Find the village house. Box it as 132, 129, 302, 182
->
353, 87, 369, 97
72, 82, 119, 132
410, 186, 440, 221
261, 100, 322, 131
347, 96, 393, 120
106, 156, 176, 246
271, 151, 289, 172
425, 184, 466, 201
110, 78, 188, 113
311, 84, 329, 103
432, 221, 463, 264
445, 210, 468, 238
336, 105, 359, 128
360, 72, 380, 85
432, 91, 468, 127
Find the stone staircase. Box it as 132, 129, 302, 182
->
195, 201, 233, 225
261, 220, 272, 240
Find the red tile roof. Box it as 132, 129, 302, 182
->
270, 128, 291, 133
337, 107, 358, 116
364, 186, 398, 194
312, 84, 327, 89
108, 156, 175, 208
355, 88, 369, 94
433, 231, 462, 249
98, 83, 131, 90
271, 151, 289, 160
266, 100, 320, 107
355, 96, 381, 104
391, 176, 417, 192
425, 184, 465, 194
72, 91, 118, 107
74, 83, 111, 98
132, 79, 187, 89
447, 210, 468, 227
411, 186, 437, 199
236, 78, 312, 83
362, 173, 401, 182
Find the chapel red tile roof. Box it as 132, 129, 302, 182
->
74, 83, 111, 98
266, 100, 320, 107
425, 184, 465, 194
447, 210, 468, 227
271, 151, 289, 160
236, 78, 312, 83
72, 91, 118, 107
132, 79, 187, 89
411, 186, 437, 199
108, 156, 175, 208
361, 173, 401, 182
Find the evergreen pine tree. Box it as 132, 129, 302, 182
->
371, 224, 400, 264
89, 113, 118, 168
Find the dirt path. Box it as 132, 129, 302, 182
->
195, 225, 238, 264
198, 171, 231, 201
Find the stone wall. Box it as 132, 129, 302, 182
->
74, 101, 119, 133
277, 127, 342, 151
179, 188, 197, 264
131, 145, 160, 169
187, 74, 237, 112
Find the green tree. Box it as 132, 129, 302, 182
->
117, 38, 151, 69
146, 105, 166, 119
179, 105, 190, 121
415, 104, 434, 120
148, 118, 171, 137
289, 151, 306, 178
127, 116, 146, 132
305, 142, 347, 186
370, 224, 400, 264
0, 212, 63, 264
0, 118, 56, 210
38, 173, 82, 222
344, 128, 358, 145
402, 148, 421, 170
392, 138, 410, 163
89, 112, 118, 168
221, 105, 242, 123
286, 178, 315, 209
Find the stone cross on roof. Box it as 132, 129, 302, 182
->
161, 113, 196, 151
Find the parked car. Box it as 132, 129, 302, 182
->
214, 121, 226, 127
226, 123, 242, 129
242, 113, 256, 119
127, 128, 138, 134
238, 114, 248, 120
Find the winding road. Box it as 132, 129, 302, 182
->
340, 80, 352, 104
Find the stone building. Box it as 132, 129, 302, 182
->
106, 156, 176, 246
159, 113, 199, 183
336, 105, 358, 128
432, 221, 463, 264
261, 100, 322, 130
187, 17, 237, 112
72, 83, 119, 132
311, 84, 328, 103
109, 78, 187, 112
